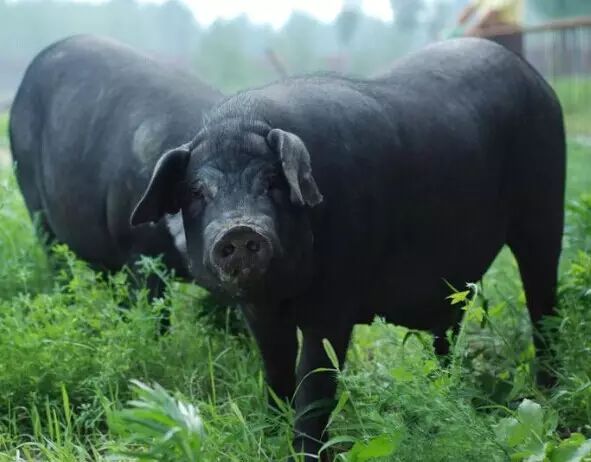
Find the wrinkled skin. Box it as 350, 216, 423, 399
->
132, 38, 566, 461
9, 35, 222, 282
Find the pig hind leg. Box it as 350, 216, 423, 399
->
507, 217, 562, 348
506, 141, 565, 351
507, 97, 565, 352
507, 200, 562, 390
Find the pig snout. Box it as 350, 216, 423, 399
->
208, 224, 275, 285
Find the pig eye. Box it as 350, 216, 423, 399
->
191, 187, 203, 200
183, 186, 205, 217
190, 179, 210, 199
184, 184, 205, 205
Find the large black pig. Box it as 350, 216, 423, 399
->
131, 37, 566, 458
133, 37, 564, 460
10, 35, 222, 283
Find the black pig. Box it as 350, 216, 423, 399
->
10, 35, 222, 286
132, 38, 565, 460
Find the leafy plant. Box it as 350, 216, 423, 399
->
109, 380, 204, 461
495, 399, 591, 462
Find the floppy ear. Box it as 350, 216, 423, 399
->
130, 143, 191, 226
266, 128, 323, 207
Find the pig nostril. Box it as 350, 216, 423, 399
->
246, 240, 260, 252
221, 244, 235, 258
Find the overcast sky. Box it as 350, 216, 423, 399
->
64, 0, 395, 27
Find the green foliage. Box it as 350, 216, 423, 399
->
341, 433, 402, 461
0, 168, 51, 297
3, 0, 591, 106
0, 0, 438, 96
0, 0, 199, 62
109, 380, 204, 461
544, 250, 591, 432
495, 399, 591, 462
553, 78, 591, 137
192, 17, 274, 93
0, 113, 8, 146
0, 116, 590, 460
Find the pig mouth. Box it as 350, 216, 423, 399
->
216, 254, 270, 284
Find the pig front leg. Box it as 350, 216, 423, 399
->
292, 321, 354, 461
242, 303, 298, 407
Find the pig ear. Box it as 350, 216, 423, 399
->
130, 143, 191, 226
267, 128, 323, 207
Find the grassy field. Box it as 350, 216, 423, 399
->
0, 100, 590, 461
0, 113, 9, 152
553, 77, 591, 138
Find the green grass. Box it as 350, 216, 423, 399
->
0, 113, 8, 147
0, 104, 590, 461
553, 77, 591, 137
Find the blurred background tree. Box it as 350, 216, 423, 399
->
390, 0, 425, 30
333, 0, 361, 72
0, 0, 590, 100
336, 0, 361, 48
0, 0, 448, 98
